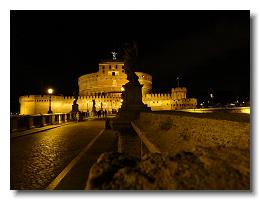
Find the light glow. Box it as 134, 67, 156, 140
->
183, 109, 213, 113
48, 88, 53, 94
240, 107, 250, 114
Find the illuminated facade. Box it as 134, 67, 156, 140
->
78, 60, 152, 96
19, 60, 197, 115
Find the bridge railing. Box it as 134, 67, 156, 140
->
10, 113, 75, 132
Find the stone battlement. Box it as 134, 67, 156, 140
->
20, 93, 184, 102
144, 93, 172, 100
20, 95, 121, 102
171, 87, 187, 92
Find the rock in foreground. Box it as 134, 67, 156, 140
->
86, 148, 250, 190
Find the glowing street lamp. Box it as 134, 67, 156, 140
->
210, 93, 214, 106
48, 88, 53, 94
48, 88, 53, 114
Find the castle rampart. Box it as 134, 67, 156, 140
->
19, 88, 197, 115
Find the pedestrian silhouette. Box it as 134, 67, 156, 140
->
97, 110, 102, 118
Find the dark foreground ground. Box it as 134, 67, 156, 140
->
87, 109, 250, 190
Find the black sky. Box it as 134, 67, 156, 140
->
10, 10, 250, 112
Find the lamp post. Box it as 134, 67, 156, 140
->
48, 88, 53, 114
210, 93, 214, 106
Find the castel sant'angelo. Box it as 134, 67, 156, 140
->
19, 55, 197, 115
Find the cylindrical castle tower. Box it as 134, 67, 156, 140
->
78, 60, 152, 96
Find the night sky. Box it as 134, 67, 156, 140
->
10, 10, 250, 112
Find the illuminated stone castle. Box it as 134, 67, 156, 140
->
19, 60, 197, 115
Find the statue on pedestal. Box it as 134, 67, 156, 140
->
123, 41, 140, 84
72, 91, 79, 112
92, 99, 97, 116
111, 41, 150, 131
71, 91, 79, 120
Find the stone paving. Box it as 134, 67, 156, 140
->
10, 120, 110, 190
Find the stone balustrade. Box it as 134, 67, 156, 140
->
10, 113, 75, 132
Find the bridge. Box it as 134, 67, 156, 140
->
11, 117, 114, 189
10, 107, 250, 190
10, 114, 154, 190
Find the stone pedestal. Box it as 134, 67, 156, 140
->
72, 104, 79, 113
27, 116, 34, 129
91, 100, 97, 116
71, 103, 79, 120
51, 115, 55, 124
111, 82, 150, 131
91, 109, 97, 117
40, 115, 46, 126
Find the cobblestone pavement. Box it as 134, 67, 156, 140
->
11, 120, 107, 190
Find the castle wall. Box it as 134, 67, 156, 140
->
143, 93, 172, 111
76, 96, 122, 112
19, 95, 123, 115
19, 95, 74, 115
20, 96, 36, 115
20, 93, 197, 115
143, 93, 197, 111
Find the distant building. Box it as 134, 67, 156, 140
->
19, 60, 197, 115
